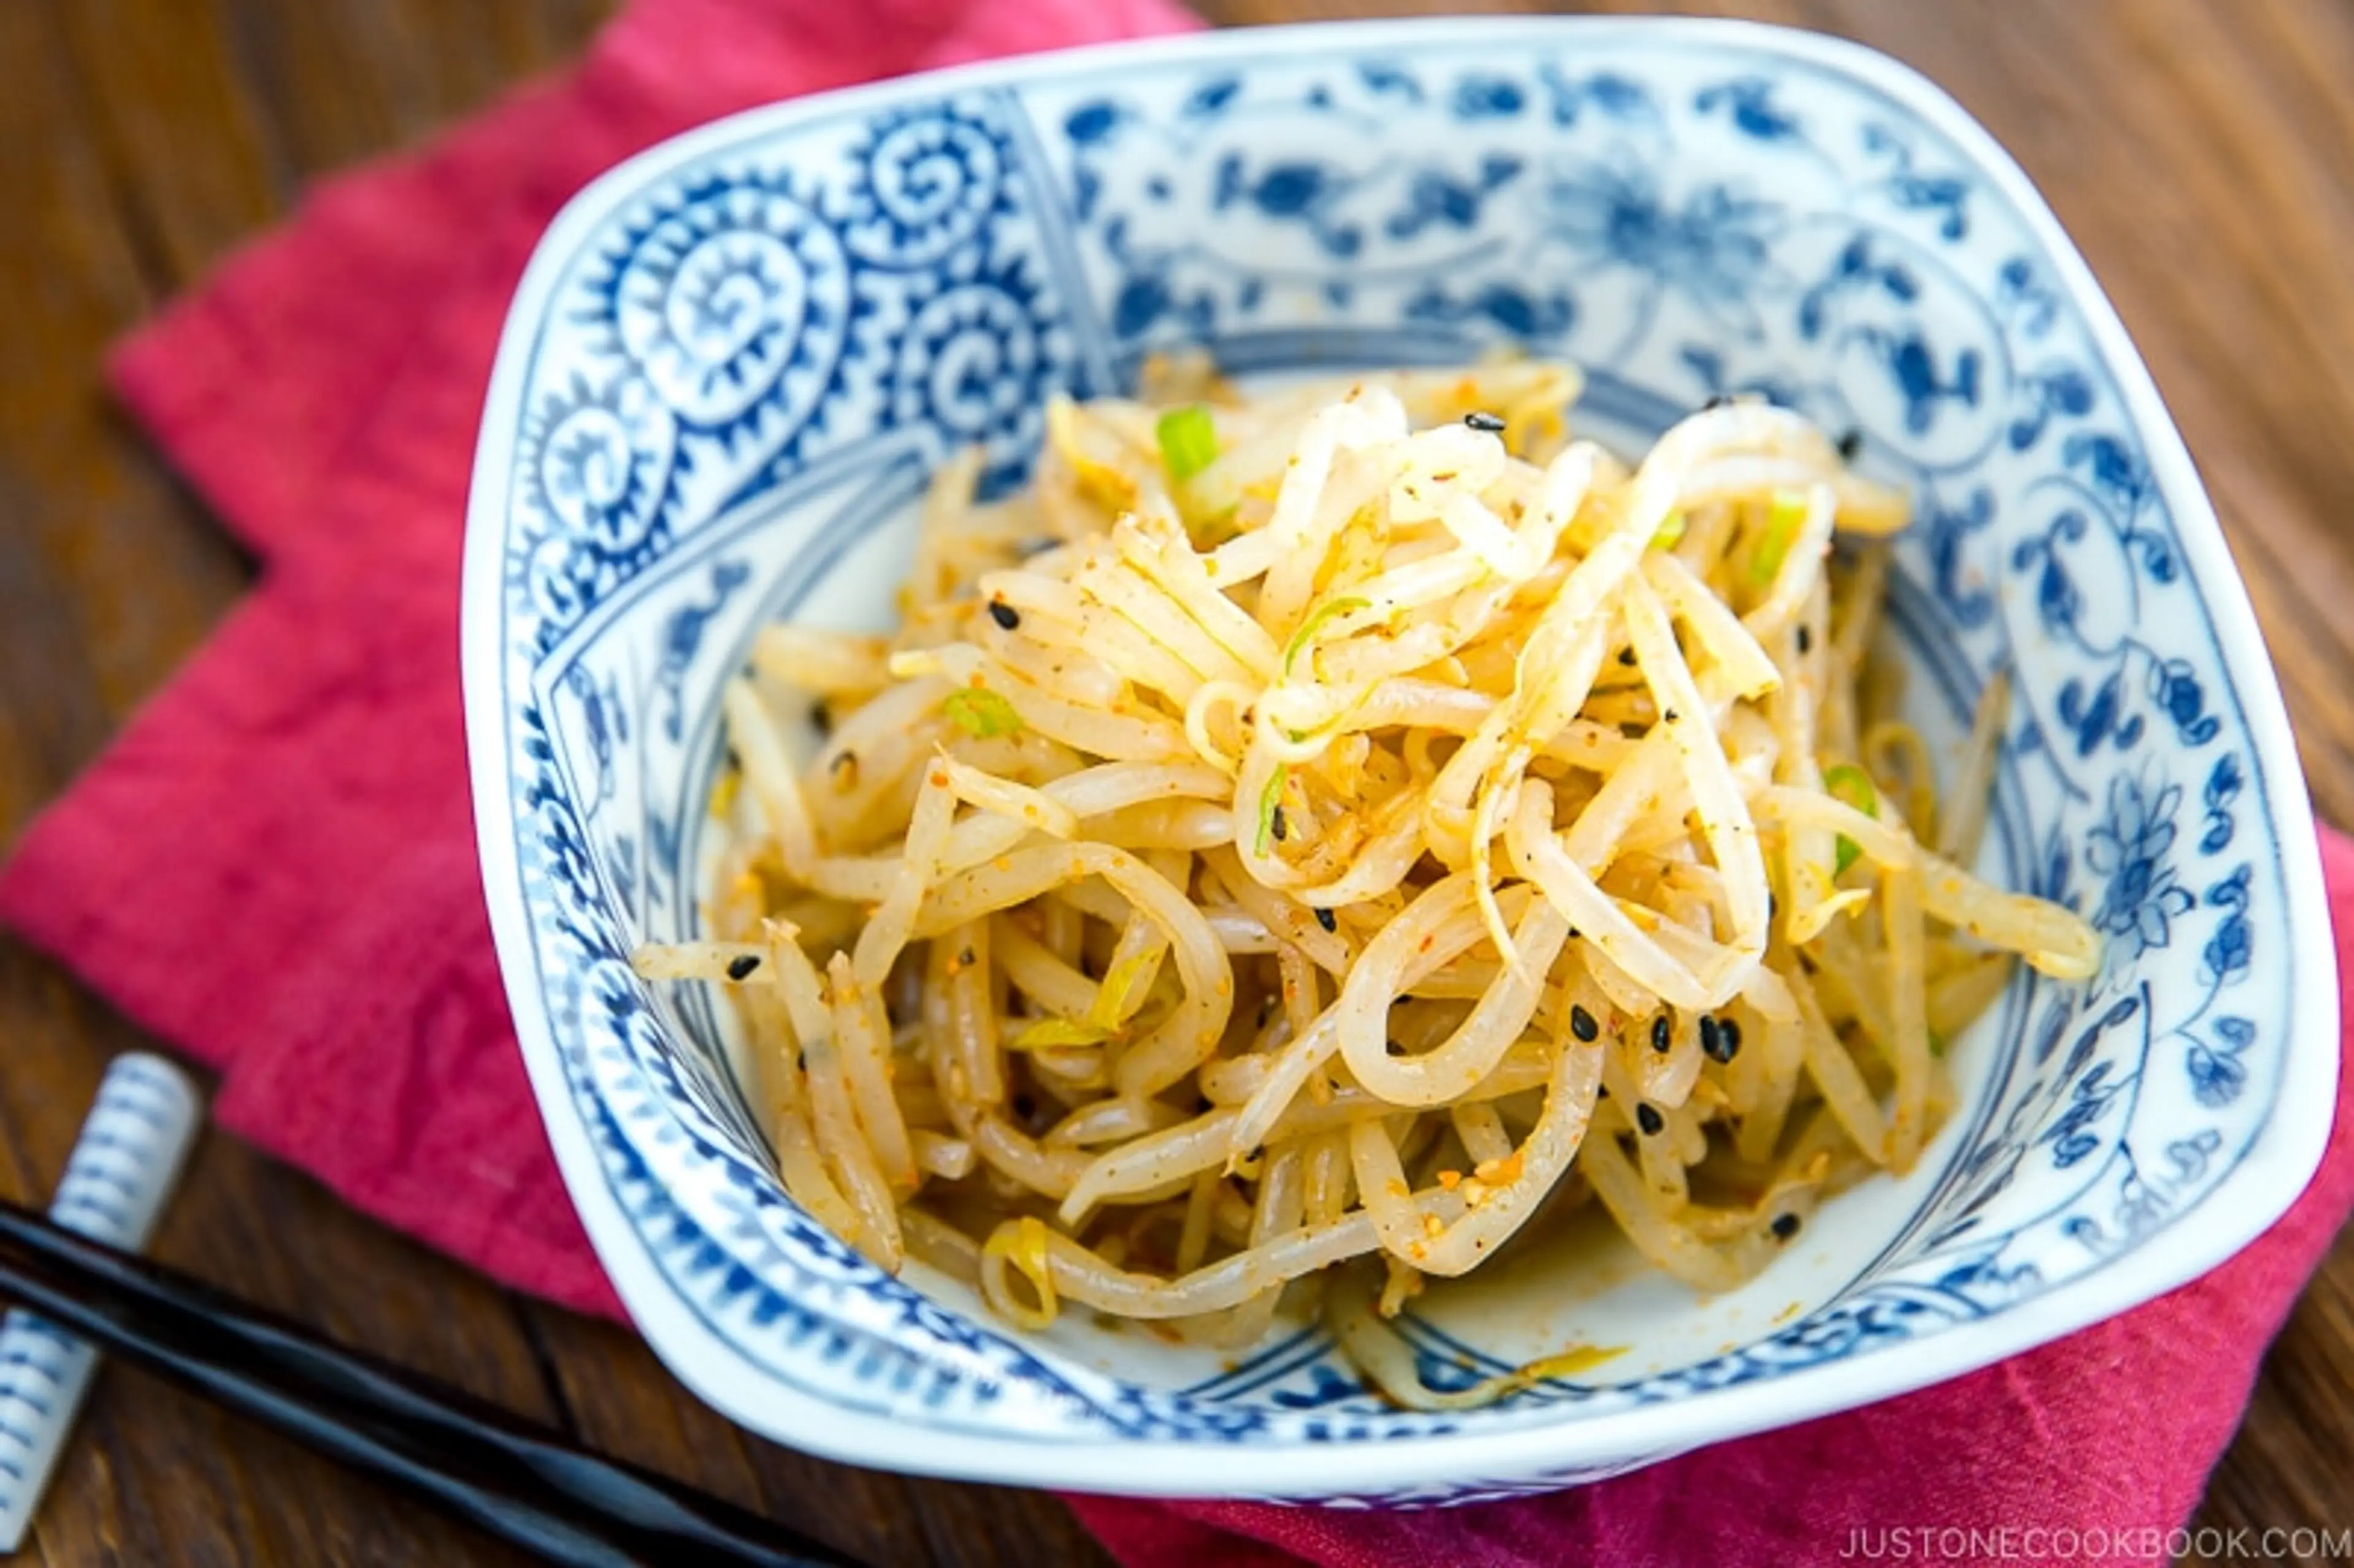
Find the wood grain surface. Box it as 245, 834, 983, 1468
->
1, 1, 2347, 1564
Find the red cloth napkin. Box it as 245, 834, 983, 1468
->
1, 0, 2347, 1562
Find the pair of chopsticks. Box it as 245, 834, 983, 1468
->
0, 1197, 864, 1567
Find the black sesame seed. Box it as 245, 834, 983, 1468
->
1650, 1014, 1672, 1054
1617, 647, 1637, 667
1314, 907, 1338, 933
808, 701, 831, 737
797, 1050, 807, 1071
1569, 1004, 1599, 1043
1464, 410, 1507, 433
1663, 707, 1680, 725
1271, 806, 1290, 842
1636, 1102, 1664, 1136
725, 744, 743, 771
988, 599, 1021, 630
1699, 1014, 1723, 1060
959, 946, 977, 967
1702, 394, 1731, 412
1718, 1017, 1743, 1061
1796, 623, 1813, 654
1596, 1084, 1610, 1099
1770, 1212, 1802, 1241
1836, 428, 1864, 463
726, 953, 762, 981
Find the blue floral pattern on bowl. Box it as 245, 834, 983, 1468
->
462, 20, 2335, 1503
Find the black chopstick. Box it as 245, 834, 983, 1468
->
0, 1198, 863, 1567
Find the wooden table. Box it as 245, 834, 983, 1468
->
1, 1, 2347, 1562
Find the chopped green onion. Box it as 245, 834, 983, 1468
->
1650, 509, 1686, 550
1751, 489, 1808, 585
942, 687, 1023, 739
1156, 405, 1219, 484
1281, 596, 1371, 678
1011, 1016, 1113, 1051
1186, 504, 1242, 549
1086, 953, 1157, 1030
1255, 766, 1290, 856
1823, 763, 1878, 815
1823, 763, 1878, 877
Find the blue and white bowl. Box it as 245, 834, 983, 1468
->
460, 18, 2337, 1504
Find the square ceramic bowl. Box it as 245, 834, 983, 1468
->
460, 17, 2337, 1504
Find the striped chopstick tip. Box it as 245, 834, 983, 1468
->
0, 1052, 201, 1551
